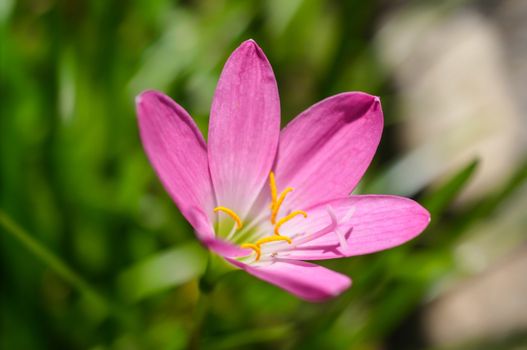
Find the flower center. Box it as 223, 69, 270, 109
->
213, 171, 307, 262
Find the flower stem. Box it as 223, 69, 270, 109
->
188, 286, 211, 349
188, 253, 235, 349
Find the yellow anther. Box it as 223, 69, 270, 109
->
274, 210, 307, 236
271, 187, 294, 224
235, 172, 305, 263
269, 171, 277, 210
256, 235, 292, 247
214, 206, 243, 229
241, 243, 261, 261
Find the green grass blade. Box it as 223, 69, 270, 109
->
422, 159, 479, 218
0, 210, 109, 313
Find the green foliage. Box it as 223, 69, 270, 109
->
1, 1, 525, 349
422, 159, 479, 219
117, 242, 208, 303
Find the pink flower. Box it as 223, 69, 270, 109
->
135, 40, 430, 302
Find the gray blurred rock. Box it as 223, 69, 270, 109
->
375, 4, 525, 202
424, 246, 527, 345
375, 2, 527, 347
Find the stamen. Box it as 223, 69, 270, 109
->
274, 210, 307, 235
269, 171, 277, 211
240, 243, 261, 261
214, 206, 243, 229
271, 187, 294, 224
256, 235, 292, 247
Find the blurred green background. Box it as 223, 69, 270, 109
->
1, 0, 526, 349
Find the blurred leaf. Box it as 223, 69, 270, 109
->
203, 324, 293, 350
117, 241, 207, 302
0, 0, 14, 24
128, 9, 198, 93
450, 158, 527, 236
475, 158, 527, 216
0, 210, 109, 314
422, 159, 479, 218
128, 2, 252, 98
265, 0, 305, 36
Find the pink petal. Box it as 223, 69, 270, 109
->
226, 258, 351, 302
273, 93, 383, 211
278, 195, 430, 260
208, 40, 280, 216
203, 237, 252, 258
136, 91, 215, 236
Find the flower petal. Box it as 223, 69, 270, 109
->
208, 40, 280, 217
277, 195, 430, 260
274, 93, 383, 211
226, 258, 351, 302
136, 91, 215, 235
203, 238, 251, 258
